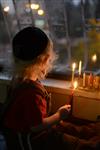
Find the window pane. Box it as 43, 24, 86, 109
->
65, 0, 85, 71
0, 0, 100, 78
44, 0, 69, 74
83, 0, 100, 73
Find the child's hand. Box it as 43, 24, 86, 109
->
57, 104, 71, 120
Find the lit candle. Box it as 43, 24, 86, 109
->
71, 63, 76, 84
78, 61, 82, 76
70, 80, 78, 115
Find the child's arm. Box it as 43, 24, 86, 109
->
31, 104, 71, 132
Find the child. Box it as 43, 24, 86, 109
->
2, 26, 71, 150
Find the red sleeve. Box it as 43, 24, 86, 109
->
4, 87, 47, 132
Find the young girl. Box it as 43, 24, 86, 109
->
2, 26, 71, 150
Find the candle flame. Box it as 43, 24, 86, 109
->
73, 81, 78, 89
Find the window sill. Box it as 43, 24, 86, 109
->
0, 74, 71, 94
41, 78, 71, 94
0, 74, 100, 100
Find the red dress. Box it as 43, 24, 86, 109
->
3, 79, 48, 133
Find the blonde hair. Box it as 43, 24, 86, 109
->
13, 40, 57, 80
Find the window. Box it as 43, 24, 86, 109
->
0, 0, 100, 79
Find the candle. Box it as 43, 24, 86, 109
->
78, 61, 82, 76
83, 72, 86, 87
88, 73, 93, 88
72, 63, 76, 72
70, 80, 78, 115
93, 76, 99, 89
71, 63, 76, 85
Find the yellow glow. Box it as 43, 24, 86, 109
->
38, 9, 44, 15
73, 81, 78, 89
72, 63, 76, 72
31, 4, 39, 10
92, 54, 97, 63
3, 6, 10, 12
